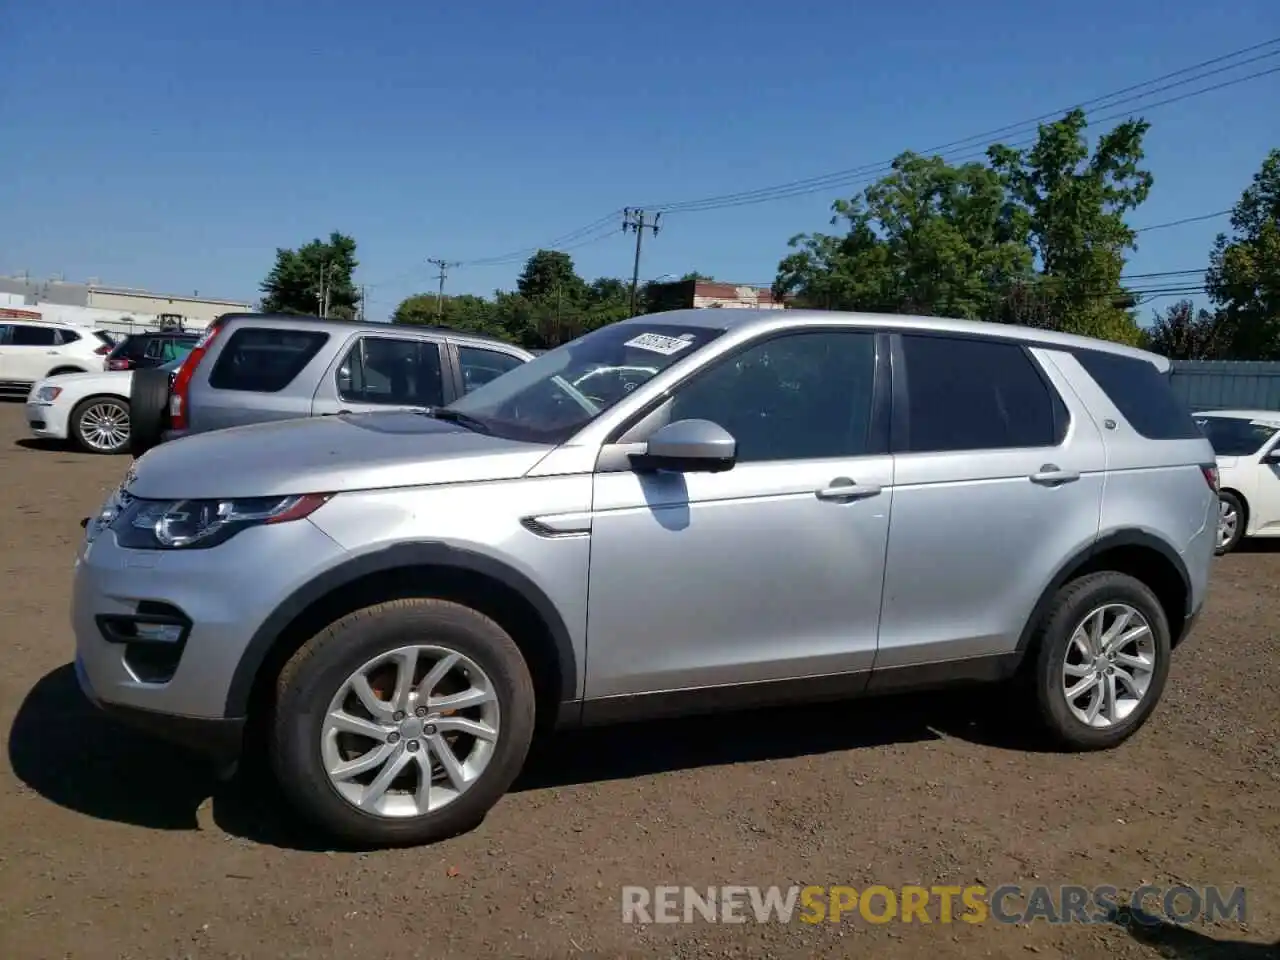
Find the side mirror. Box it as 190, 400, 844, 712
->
630, 419, 737, 474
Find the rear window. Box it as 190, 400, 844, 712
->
1194, 416, 1280, 456
1072, 349, 1201, 440
208, 327, 329, 393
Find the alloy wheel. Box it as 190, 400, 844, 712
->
1061, 603, 1156, 729
79, 401, 131, 452
319, 644, 501, 818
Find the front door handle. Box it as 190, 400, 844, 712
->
815, 477, 882, 501
1029, 464, 1080, 486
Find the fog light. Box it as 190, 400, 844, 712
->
133, 622, 185, 644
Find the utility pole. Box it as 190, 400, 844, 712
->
426, 258, 458, 324
359, 284, 367, 323
316, 262, 328, 317
622, 208, 661, 316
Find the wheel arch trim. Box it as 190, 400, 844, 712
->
1015, 528, 1193, 657
222, 541, 579, 717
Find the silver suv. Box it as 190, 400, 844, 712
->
73, 309, 1218, 847
128, 313, 534, 454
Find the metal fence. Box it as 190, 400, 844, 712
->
1170, 361, 1280, 413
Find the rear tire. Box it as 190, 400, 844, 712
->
1215, 491, 1245, 555
129, 366, 170, 457
1031, 571, 1171, 751
270, 598, 536, 848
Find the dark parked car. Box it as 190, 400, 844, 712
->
104, 331, 200, 371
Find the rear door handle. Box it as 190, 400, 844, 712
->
815, 477, 882, 501
1029, 464, 1080, 486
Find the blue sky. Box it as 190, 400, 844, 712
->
1, 1, 1276, 322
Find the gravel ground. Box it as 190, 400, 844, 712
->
0, 403, 1277, 960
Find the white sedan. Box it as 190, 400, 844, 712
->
1193, 409, 1280, 554
25, 369, 134, 454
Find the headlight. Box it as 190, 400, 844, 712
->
33, 385, 62, 402
112, 493, 332, 550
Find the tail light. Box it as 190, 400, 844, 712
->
106, 357, 133, 371
169, 321, 224, 430
1201, 463, 1220, 493
94, 343, 113, 356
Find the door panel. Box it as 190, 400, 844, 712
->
586, 457, 894, 697
874, 336, 1106, 671
583, 328, 893, 700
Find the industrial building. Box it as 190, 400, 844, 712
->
0, 274, 252, 334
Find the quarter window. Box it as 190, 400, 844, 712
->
457, 346, 524, 394
666, 330, 877, 462
1074, 349, 1200, 440
899, 334, 1065, 452
338, 337, 444, 407
208, 327, 329, 392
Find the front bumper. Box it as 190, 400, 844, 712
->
25, 400, 67, 440
71, 512, 348, 751
76, 655, 246, 764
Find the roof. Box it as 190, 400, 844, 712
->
623, 308, 1171, 368
1192, 409, 1280, 422
213, 312, 518, 349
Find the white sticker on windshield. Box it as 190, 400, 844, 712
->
624, 332, 696, 356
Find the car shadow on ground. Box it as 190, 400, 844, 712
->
1114, 909, 1279, 959
13, 437, 70, 453
10, 662, 1054, 852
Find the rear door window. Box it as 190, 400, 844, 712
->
457, 345, 525, 394
10, 324, 59, 346
208, 327, 329, 393
1073, 349, 1200, 440
338, 337, 444, 407
898, 334, 1067, 452
55, 328, 82, 345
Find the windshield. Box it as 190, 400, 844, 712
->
442, 321, 725, 443
1195, 416, 1280, 456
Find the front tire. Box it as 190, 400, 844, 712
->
1031, 571, 1171, 751
1215, 491, 1245, 555
69, 395, 131, 455
270, 598, 536, 847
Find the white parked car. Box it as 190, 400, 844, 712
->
1193, 409, 1280, 554
0, 319, 116, 397
26, 369, 135, 454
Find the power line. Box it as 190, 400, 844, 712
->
363, 39, 1273, 287
647, 60, 1280, 214
1133, 209, 1231, 232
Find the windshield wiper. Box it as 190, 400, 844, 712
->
428, 408, 492, 435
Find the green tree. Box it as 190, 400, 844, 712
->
260, 232, 360, 319
1145, 299, 1225, 360
1206, 148, 1280, 359
773, 152, 1032, 317
516, 249, 589, 305
988, 109, 1152, 344
393, 293, 500, 337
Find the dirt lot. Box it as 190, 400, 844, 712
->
0, 403, 1277, 960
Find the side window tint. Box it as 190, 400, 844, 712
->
900, 335, 1063, 453
10, 324, 58, 346
338, 337, 444, 407
457, 346, 524, 394
0, 325, 11, 345
667, 330, 877, 462
1073, 349, 1200, 440
57, 328, 82, 345
208, 328, 329, 392
144, 338, 167, 359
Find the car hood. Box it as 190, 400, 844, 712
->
38, 369, 132, 392
125, 411, 554, 500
